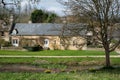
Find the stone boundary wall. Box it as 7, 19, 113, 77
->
0, 47, 26, 51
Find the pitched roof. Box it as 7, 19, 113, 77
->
11, 23, 62, 36
11, 23, 87, 36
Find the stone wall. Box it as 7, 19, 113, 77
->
11, 35, 87, 50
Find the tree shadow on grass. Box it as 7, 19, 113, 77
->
89, 65, 120, 74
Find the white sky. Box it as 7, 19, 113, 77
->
21, 0, 66, 16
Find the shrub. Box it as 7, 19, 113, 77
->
23, 45, 43, 51
0, 39, 11, 47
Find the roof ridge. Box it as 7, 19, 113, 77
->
16, 23, 61, 24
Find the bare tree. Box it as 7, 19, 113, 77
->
0, 0, 40, 7
0, 0, 41, 13
0, 0, 41, 23
60, 0, 120, 67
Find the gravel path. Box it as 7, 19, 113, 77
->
0, 55, 120, 58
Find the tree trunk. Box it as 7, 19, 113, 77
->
105, 50, 111, 67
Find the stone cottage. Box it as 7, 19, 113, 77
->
10, 23, 87, 50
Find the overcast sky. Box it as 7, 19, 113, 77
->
21, 0, 66, 16
1, 0, 67, 16
37, 0, 65, 16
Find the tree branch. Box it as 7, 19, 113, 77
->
110, 40, 120, 52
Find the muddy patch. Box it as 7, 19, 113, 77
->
0, 64, 45, 73
0, 64, 104, 73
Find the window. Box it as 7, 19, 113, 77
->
13, 39, 18, 44
12, 39, 19, 47
44, 40, 48, 44
44, 39, 49, 44
44, 39, 49, 47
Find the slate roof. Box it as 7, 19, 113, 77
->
11, 23, 87, 36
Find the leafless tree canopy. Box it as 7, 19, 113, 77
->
0, 0, 40, 7
60, 0, 120, 67
0, 0, 41, 23
0, 0, 40, 12
72, 0, 120, 49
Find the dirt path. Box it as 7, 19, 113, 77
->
0, 64, 45, 73
0, 55, 120, 58
0, 64, 103, 73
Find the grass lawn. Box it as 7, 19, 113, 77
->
0, 50, 118, 56
0, 57, 120, 80
0, 50, 119, 80
0, 57, 120, 68
0, 71, 120, 80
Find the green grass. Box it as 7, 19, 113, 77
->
0, 57, 119, 71
0, 71, 120, 80
0, 50, 118, 56
0, 50, 119, 80
0, 57, 119, 66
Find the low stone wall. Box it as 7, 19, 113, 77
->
87, 48, 104, 51
0, 47, 26, 51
